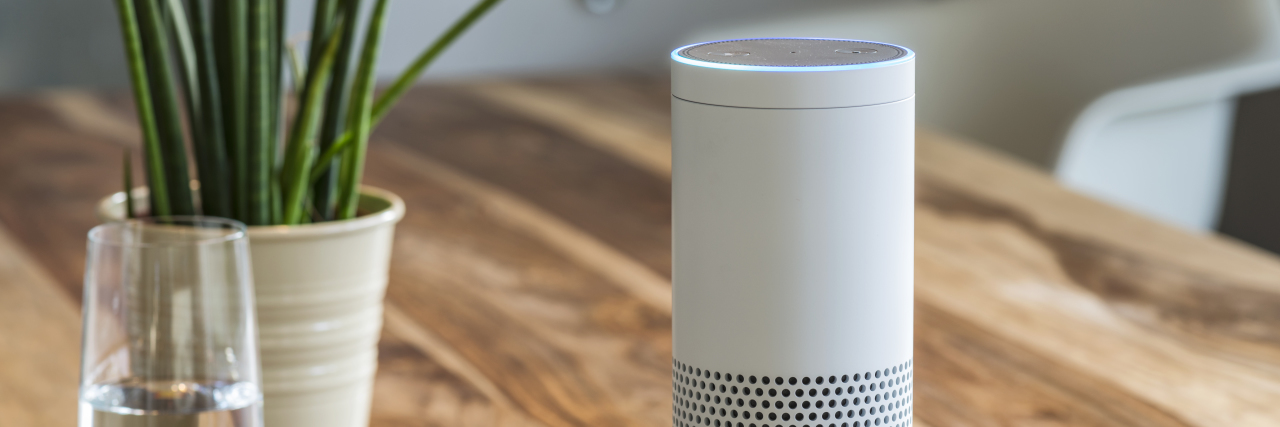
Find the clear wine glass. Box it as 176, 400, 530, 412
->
79, 217, 262, 427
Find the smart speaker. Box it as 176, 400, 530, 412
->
671, 39, 916, 427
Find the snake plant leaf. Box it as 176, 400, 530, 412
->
244, 0, 275, 225
115, 0, 504, 225
124, 147, 136, 219
286, 42, 307, 94
373, 0, 504, 120
184, 0, 232, 218
113, 0, 171, 217
334, 0, 391, 220
136, 0, 196, 216
309, 0, 506, 186
280, 21, 346, 225
313, 0, 364, 221
166, 0, 200, 112
304, 0, 339, 85
213, 0, 250, 221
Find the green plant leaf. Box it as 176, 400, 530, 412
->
136, 0, 196, 216
309, 0, 505, 186
374, 0, 504, 120
114, 0, 171, 216
297, 0, 338, 120
214, 0, 250, 221
335, 0, 391, 220
124, 147, 136, 219
286, 42, 306, 94
184, 0, 232, 218
312, 0, 364, 221
244, 0, 274, 225
170, 0, 236, 218
118, 0, 506, 225
268, 0, 286, 224
166, 0, 200, 112
279, 21, 346, 225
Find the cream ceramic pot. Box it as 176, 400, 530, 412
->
99, 186, 405, 427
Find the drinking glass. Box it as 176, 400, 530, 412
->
79, 217, 262, 427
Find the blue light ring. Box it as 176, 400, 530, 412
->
671, 38, 915, 73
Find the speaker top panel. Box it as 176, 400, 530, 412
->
676, 38, 909, 70
670, 38, 914, 108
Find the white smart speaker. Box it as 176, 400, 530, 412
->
671, 38, 916, 427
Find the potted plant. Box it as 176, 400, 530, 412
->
96, 0, 503, 425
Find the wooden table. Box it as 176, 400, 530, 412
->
3, 77, 1280, 427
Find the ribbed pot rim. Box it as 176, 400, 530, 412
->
98, 185, 405, 240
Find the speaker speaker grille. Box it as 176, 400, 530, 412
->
671, 358, 914, 427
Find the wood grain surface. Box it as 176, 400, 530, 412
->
1, 77, 1279, 426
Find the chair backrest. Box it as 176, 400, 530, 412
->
1055, 60, 1280, 230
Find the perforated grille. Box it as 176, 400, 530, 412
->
671, 358, 913, 427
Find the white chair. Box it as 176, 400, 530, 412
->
684, 0, 1280, 230
1056, 59, 1280, 231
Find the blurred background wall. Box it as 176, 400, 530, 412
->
0, 0, 132, 93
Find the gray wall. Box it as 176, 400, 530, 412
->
0, 0, 132, 93
0, 0, 841, 94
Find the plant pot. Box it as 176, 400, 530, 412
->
99, 186, 405, 427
